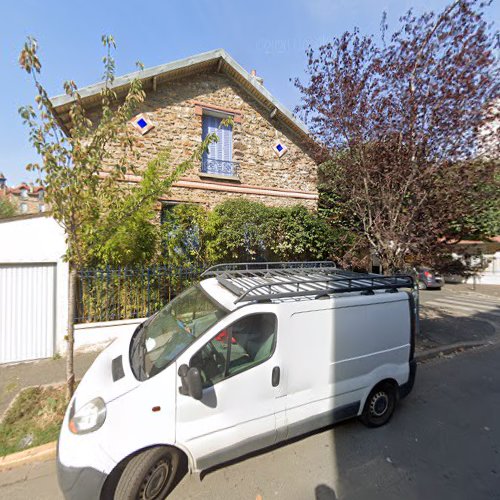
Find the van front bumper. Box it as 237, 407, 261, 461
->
57, 451, 108, 500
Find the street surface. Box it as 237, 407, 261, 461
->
418, 287, 499, 352
1, 342, 499, 500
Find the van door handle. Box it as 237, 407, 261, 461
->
272, 366, 280, 387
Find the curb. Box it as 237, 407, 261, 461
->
0, 441, 57, 472
415, 340, 493, 362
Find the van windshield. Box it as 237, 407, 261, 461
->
130, 285, 227, 380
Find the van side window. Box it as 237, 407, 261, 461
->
190, 313, 277, 388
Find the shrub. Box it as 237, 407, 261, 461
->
161, 204, 208, 267
205, 199, 270, 263
204, 199, 346, 264
266, 205, 341, 261
0, 197, 17, 219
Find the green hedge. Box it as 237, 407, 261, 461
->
161, 199, 347, 266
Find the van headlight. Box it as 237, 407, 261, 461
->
69, 397, 106, 435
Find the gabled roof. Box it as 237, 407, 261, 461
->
50, 49, 311, 142
7, 183, 44, 196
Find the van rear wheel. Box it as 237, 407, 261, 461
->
360, 383, 397, 428
114, 446, 181, 500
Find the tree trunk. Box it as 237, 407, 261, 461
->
66, 266, 77, 401
378, 248, 406, 275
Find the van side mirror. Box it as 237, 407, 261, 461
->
178, 364, 203, 400
178, 364, 190, 396
186, 367, 203, 400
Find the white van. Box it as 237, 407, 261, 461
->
57, 262, 417, 499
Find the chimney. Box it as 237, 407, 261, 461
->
250, 69, 264, 86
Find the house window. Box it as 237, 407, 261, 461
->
39, 203, 46, 213
201, 113, 238, 177
20, 188, 28, 199
20, 202, 28, 213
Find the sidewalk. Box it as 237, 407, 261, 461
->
417, 312, 496, 355
0, 351, 100, 418
417, 285, 499, 357
443, 282, 500, 298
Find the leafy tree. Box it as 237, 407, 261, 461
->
19, 36, 218, 398
295, 0, 499, 272
0, 197, 17, 218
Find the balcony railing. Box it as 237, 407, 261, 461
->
201, 157, 240, 178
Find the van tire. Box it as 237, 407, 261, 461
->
360, 382, 397, 428
114, 446, 181, 500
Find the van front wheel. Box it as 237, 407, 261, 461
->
360, 383, 397, 428
115, 446, 181, 500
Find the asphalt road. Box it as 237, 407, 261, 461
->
2, 344, 500, 500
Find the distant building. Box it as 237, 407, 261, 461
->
0, 172, 46, 215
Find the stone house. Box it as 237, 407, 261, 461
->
50, 49, 319, 217
0, 173, 46, 215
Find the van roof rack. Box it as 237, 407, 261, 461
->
202, 262, 414, 303
201, 261, 336, 276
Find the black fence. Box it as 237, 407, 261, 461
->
76, 265, 204, 323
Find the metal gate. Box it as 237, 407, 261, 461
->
0, 263, 56, 363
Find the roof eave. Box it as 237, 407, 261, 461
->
49, 48, 311, 142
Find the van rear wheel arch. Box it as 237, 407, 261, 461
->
360, 379, 399, 428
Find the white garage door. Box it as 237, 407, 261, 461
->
0, 263, 56, 363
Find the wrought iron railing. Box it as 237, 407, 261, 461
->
76, 265, 203, 323
201, 156, 239, 177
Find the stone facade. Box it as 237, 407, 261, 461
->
164, 185, 317, 210
89, 71, 318, 209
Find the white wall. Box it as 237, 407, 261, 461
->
451, 250, 500, 286
74, 318, 145, 351
0, 215, 148, 358
467, 251, 500, 285
0, 215, 69, 354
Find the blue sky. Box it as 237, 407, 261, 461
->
1, 0, 497, 184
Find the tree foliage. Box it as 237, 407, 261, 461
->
295, 0, 499, 272
265, 205, 350, 262
161, 203, 209, 267
454, 167, 500, 238
0, 197, 17, 219
19, 37, 218, 269
205, 199, 270, 262
18, 36, 219, 397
